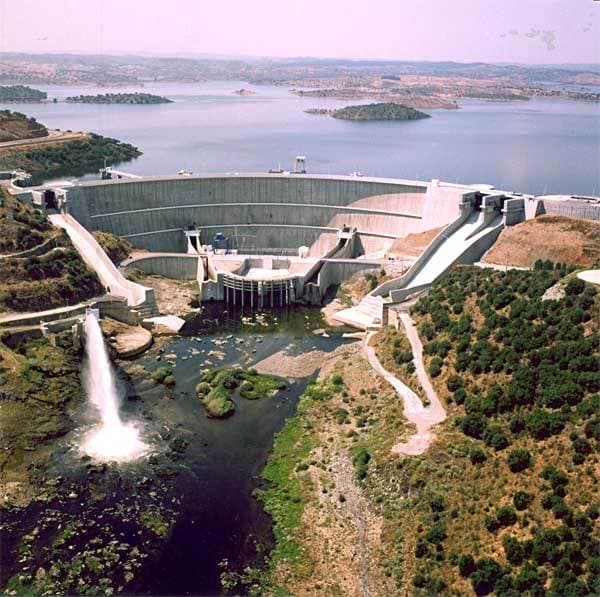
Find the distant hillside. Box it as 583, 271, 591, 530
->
0, 85, 47, 102
483, 216, 600, 268
0, 110, 48, 142
331, 103, 430, 121
65, 93, 172, 105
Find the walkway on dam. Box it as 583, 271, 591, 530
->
363, 326, 445, 456
48, 213, 149, 307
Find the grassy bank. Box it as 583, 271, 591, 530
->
249, 345, 404, 595
0, 337, 82, 502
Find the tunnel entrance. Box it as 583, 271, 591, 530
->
43, 189, 57, 210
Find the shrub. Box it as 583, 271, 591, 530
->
412, 572, 427, 588
331, 374, 344, 386
526, 408, 564, 439
428, 357, 443, 378
458, 554, 476, 577
353, 448, 371, 481
565, 277, 585, 296
513, 491, 533, 511
152, 366, 173, 384
483, 424, 510, 450
425, 522, 446, 544
195, 381, 211, 395
509, 413, 526, 434
540, 465, 568, 491
470, 558, 502, 596
469, 447, 487, 465
429, 495, 446, 512
163, 375, 176, 387
513, 562, 545, 593
507, 448, 532, 472
446, 374, 464, 392
495, 505, 517, 527
454, 387, 467, 404
460, 413, 487, 439
503, 535, 524, 565
415, 538, 429, 558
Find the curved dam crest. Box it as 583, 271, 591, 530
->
57, 173, 465, 255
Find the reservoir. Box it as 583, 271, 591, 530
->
3, 80, 599, 196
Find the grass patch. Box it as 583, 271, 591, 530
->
257, 386, 318, 583
196, 367, 286, 418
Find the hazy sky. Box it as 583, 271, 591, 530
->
0, 0, 598, 63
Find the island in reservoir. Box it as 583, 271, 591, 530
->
305, 102, 431, 121
65, 92, 173, 104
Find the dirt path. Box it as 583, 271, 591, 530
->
363, 317, 446, 455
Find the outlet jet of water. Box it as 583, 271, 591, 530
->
81, 309, 147, 462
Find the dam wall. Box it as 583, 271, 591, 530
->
62, 174, 467, 254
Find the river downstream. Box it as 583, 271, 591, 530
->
0, 304, 352, 595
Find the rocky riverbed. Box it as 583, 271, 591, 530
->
1, 303, 354, 595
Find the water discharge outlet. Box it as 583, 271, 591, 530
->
81, 309, 147, 462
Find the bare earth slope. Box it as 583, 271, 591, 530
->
483, 215, 600, 268
0, 110, 48, 143
387, 226, 444, 259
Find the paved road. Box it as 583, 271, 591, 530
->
0, 130, 87, 150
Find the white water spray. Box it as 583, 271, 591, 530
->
81, 310, 147, 462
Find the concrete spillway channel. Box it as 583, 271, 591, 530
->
334, 203, 506, 329
48, 213, 157, 318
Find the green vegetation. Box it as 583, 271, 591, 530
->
0, 85, 47, 102
331, 102, 431, 121
374, 327, 422, 398
91, 231, 132, 265
140, 507, 172, 538
0, 191, 103, 312
0, 337, 82, 491
66, 93, 173, 104
0, 132, 142, 180
152, 366, 174, 385
256, 382, 323, 586
196, 367, 285, 418
400, 265, 599, 594
0, 189, 54, 254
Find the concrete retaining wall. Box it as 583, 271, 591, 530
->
539, 201, 600, 221
316, 260, 381, 297
123, 254, 200, 280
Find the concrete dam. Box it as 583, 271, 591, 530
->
59, 174, 469, 256
13, 172, 535, 329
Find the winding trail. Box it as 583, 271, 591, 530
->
363, 312, 446, 455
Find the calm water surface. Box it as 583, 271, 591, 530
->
4, 81, 599, 196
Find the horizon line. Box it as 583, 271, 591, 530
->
1, 49, 598, 68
